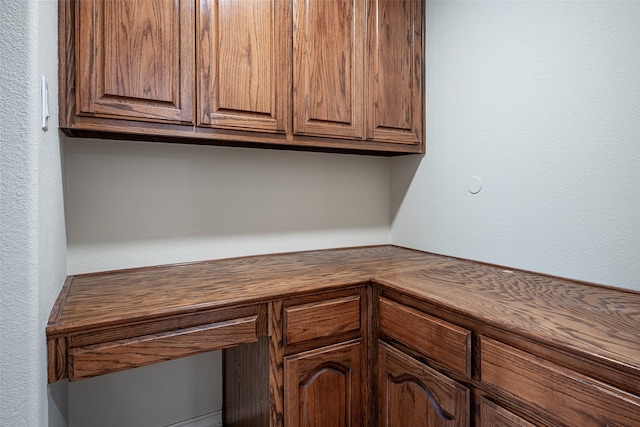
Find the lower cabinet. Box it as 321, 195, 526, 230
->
478, 398, 535, 427
284, 340, 364, 427
377, 341, 470, 427
480, 336, 640, 427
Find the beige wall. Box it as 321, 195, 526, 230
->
393, 0, 640, 291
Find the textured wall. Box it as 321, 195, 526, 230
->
0, 1, 67, 426
392, 1, 640, 290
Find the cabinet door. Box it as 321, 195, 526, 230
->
479, 398, 536, 427
378, 341, 470, 427
285, 340, 363, 427
367, 0, 423, 145
293, 0, 365, 139
77, 0, 194, 123
198, 0, 289, 133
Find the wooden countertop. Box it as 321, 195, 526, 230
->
47, 246, 440, 335
47, 245, 640, 382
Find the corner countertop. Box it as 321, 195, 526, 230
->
47, 245, 640, 383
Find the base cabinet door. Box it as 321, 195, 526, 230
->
378, 341, 470, 427
479, 398, 536, 427
284, 340, 363, 427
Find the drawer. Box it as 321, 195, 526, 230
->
379, 297, 472, 377
284, 295, 361, 346
69, 315, 259, 381
480, 336, 640, 427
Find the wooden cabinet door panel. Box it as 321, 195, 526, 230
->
285, 340, 363, 427
77, 0, 194, 123
293, 0, 364, 139
479, 398, 536, 427
198, 0, 289, 132
367, 0, 423, 145
378, 341, 470, 427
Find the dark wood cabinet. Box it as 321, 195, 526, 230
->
282, 287, 368, 427
59, 0, 425, 155
285, 340, 364, 427
367, 0, 423, 145
292, 0, 425, 148
377, 341, 470, 426
480, 336, 640, 427
198, 0, 289, 133
478, 398, 536, 427
45, 246, 640, 427
74, 0, 195, 124
292, 0, 365, 140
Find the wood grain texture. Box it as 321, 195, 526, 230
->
47, 245, 640, 389
285, 295, 360, 346
269, 300, 285, 427
198, 0, 289, 132
224, 338, 271, 427
68, 305, 261, 348
367, 0, 424, 145
47, 336, 68, 383
379, 297, 472, 377
58, 0, 76, 128
293, 0, 365, 139
59, 0, 425, 155
377, 341, 470, 427
68, 315, 258, 381
481, 336, 640, 427
45, 245, 640, 425
46, 246, 434, 336
374, 262, 640, 385
76, 0, 195, 123
284, 340, 363, 427
478, 397, 536, 427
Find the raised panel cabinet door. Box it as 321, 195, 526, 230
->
293, 0, 365, 139
198, 0, 289, 132
284, 340, 363, 427
478, 398, 536, 427
77, 0, 195, 123
378, 341, 470, 427
367, 0, 423, 145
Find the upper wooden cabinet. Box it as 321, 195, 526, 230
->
198, 0, 289, 133
293, 0, 365, 139
367, 0, 424, 145
75, 0, 195, 124
59, 0, 425, 155
293, 0, 424, 147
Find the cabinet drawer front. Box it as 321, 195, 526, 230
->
379, 297, 472, 377
480, 336, 640, 427
284, 295, 361, 345
69, 316, 258, 381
